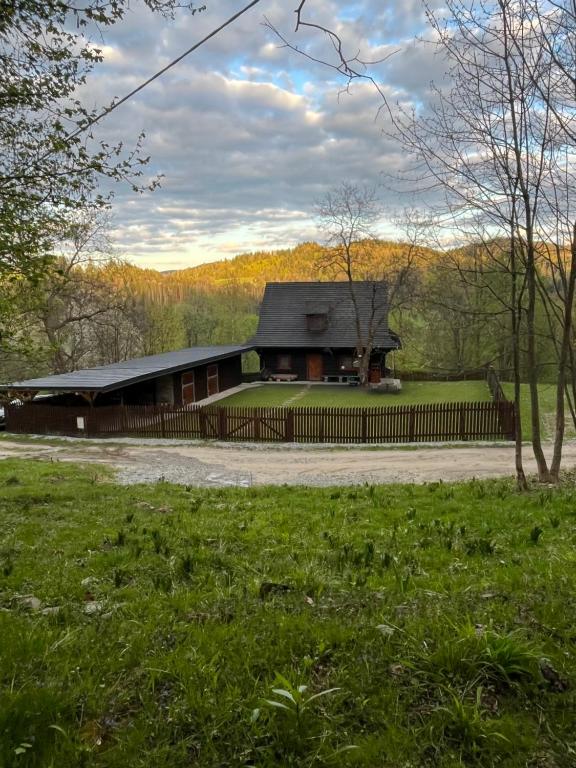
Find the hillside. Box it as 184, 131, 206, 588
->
171, 240, 439, 294
96, 240, 439, 306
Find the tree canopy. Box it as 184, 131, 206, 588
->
0, 0, 204, 347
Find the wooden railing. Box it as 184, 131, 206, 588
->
485, 365, 507, 403
5, 400, 516, 443
484, 366, 516, 439
397, 369, 487, 382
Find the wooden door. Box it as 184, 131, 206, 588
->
207, 364, 219, 396
306, 353, 323, 381
182, 371, 195, 404
369, 365, 381, 384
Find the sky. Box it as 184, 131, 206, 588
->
82, 0, 447, 270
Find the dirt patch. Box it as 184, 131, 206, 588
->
1, 437, 575, 487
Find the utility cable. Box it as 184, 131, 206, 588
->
67, 0, 263, 142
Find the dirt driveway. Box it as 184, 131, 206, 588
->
1, 436, 575, 487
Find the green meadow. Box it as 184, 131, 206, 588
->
0, 459, 575, 767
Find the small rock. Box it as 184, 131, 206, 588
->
20, 596, 42, 611
41, 606, 61, 616
83, 601, 104, 615
539, 658, 569, 692
259, 582, 292, 599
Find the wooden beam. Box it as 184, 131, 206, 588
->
76, 391, 98, 406
6, 390, 39, 402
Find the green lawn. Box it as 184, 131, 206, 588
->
501, 382, 575, 441
220, 381, 491, 408
1, 459, 575, 767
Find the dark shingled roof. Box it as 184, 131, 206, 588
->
0, 345, 252, 393
251, 281, 400, 349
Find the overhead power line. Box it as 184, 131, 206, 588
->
68, 0, 263, 142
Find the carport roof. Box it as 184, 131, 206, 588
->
0, 345, 252, 394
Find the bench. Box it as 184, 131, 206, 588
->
269, 373, 298, 382
322, 374, 360, 384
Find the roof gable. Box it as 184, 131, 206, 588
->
252, 281, 399, 349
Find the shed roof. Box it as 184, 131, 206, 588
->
0, 345, 252, 393
251, 281, 400, 349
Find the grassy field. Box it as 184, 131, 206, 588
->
219, 381, 492, 408
1, 460, 575, 767
501, 382, 575, 441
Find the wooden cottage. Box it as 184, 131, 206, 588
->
251, 281, 401, 382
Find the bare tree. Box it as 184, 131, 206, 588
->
380, 0, 576, 485
315, 184, 380, 385
504, 0, 576, 480
25, 213, 142, 373
316, 183, 414, 385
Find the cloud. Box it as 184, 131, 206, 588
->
75, 0, 437, 270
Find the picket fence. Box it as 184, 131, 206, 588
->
6, 400, 516, 443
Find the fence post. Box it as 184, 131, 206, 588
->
459, 403, 466, 440
218, 408, 228, 439
85, 409, 94, 437
200, 408, 207, 439
119, 406, 127, 435
501, 401, 516, 441
510, 401, 517, 441
253, 408, 261, 441
361, 410, 367, 443
285, 409, 294, 442
160, 409, 166, 438
408, 406, 416, 442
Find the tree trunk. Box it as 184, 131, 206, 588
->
550, 224, 576, 481
525, 236, 551, 482
347, 277, 369, 386
358, 351, 370, 386
509, 234, 528, 490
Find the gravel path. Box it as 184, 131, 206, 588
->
2, 436, 576, 487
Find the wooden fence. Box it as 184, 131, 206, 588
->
242, 369, 490, 384
485, 365, 507, 403
396, 369, 487, 382
5, 400, 516, 443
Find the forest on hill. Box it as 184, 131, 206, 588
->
0, 236, 562, 387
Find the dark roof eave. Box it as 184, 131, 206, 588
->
252, 341, 401, 350
0, 346, 254, 394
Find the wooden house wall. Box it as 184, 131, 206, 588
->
258, 348, 388, 380
218, 355, 243, 391
171, 355, 243, 404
